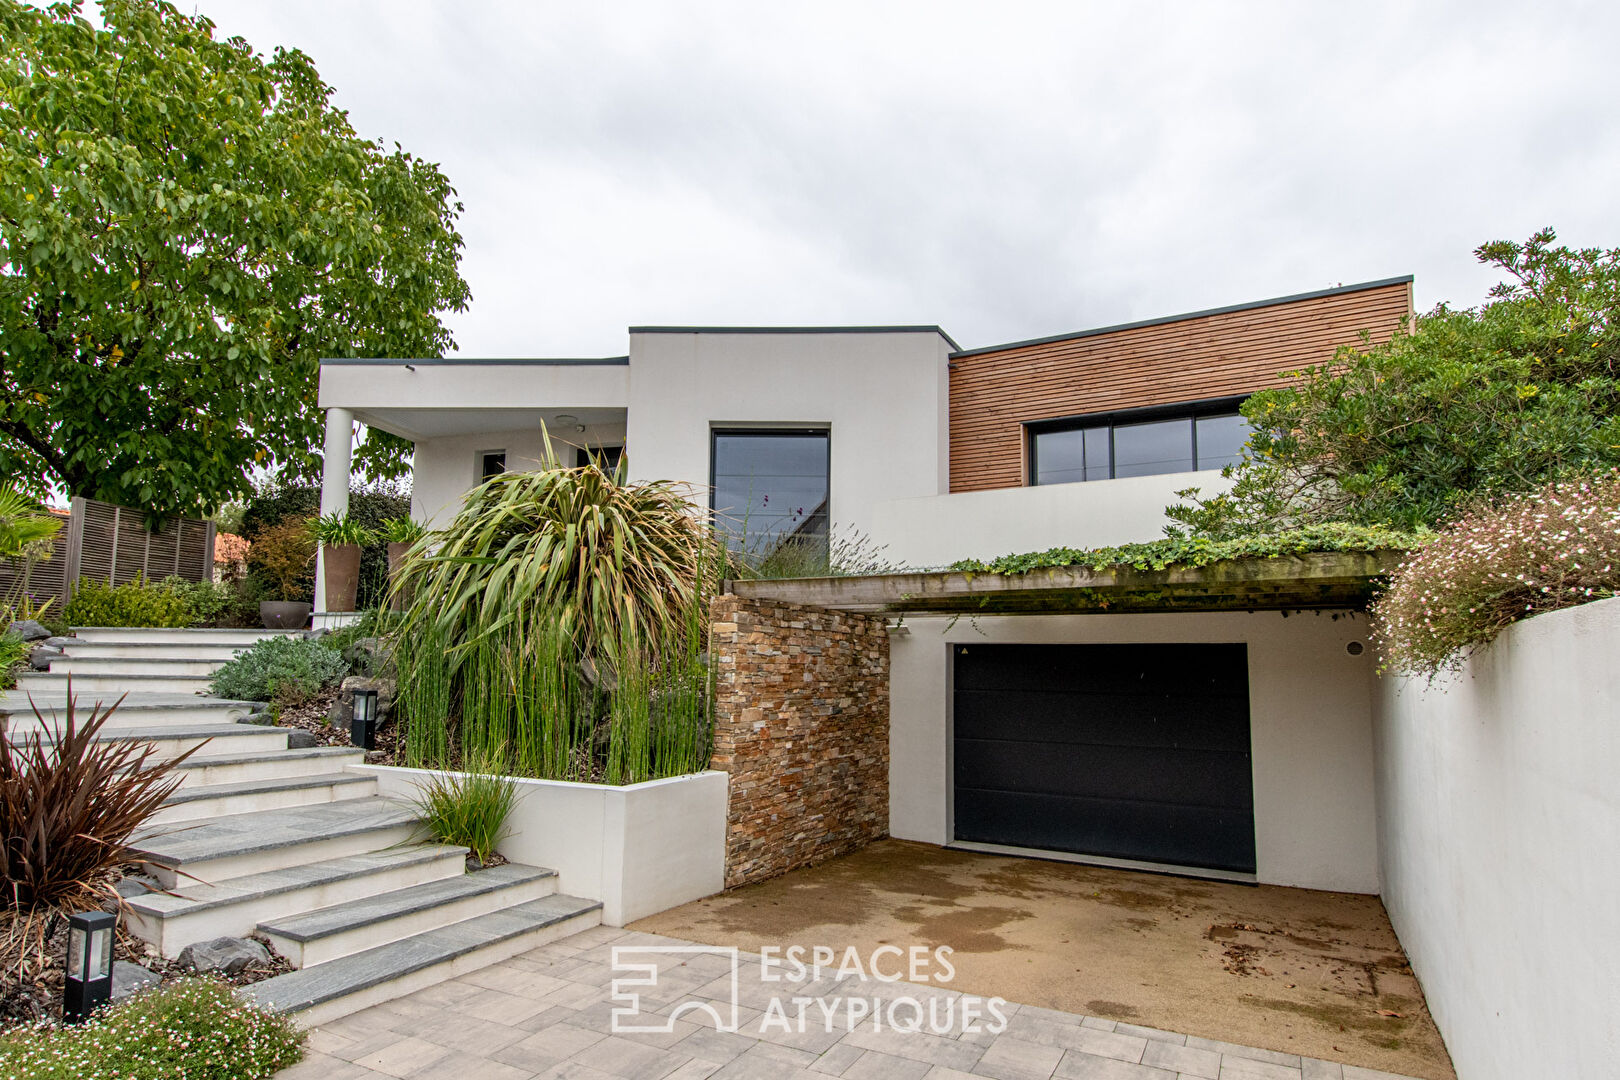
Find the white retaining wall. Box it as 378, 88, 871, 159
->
1374, 597, 1620, 1080
354, 766, 728, 926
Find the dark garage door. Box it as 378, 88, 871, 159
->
953, 642, 1255, 874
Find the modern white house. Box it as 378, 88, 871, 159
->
316, 275, 1414, 894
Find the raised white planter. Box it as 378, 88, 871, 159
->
350, 765, 728, 926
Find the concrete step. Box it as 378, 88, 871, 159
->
240, 894, 603, 1025
129, 798, 421, 887
14, 671, 215, 696
254, 861, 557, 971
6, 722, 288, 762
0, 693, 260, 731
162, 746, 366, 788
70, 627, 299, 647
54, 641, 253, 661
259, 864, 559, 968
123, 844, 469, 958
46, 656, 230, 677
151, 772, 379, 824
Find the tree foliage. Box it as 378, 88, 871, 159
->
1170, 229, 1620, 536
0, 0, 469, 516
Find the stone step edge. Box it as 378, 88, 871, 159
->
16, 672, 214, 682
124, 844, 469, 921
6, 723, 280, 747
70, 627, 302, 635
240, 895, 603, 1014
128, 800, 418, 868
162, 746, 363, 771
258, 865, 556, 943
162, 771, 376, 806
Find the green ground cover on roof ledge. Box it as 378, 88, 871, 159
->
948, 523, 1428, 577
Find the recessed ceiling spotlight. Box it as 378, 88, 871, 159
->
554, 414, 579, 427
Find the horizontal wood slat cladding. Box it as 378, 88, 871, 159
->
948, 281, 1412, 491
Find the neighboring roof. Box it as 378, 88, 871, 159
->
630, 325, 963, 351
949, 276, 1415, 360
727, 551, 1404, 616
319, 357, 629, 367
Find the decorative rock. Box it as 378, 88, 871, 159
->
44, 636, 76, 648
115, 874, 160, 899
111, 961, 162, 1000
5, 620, 50, 642
176, 936, 269, 975
29, 644, 62, 670
284, 728, 317, 749
240, 710, 274, 727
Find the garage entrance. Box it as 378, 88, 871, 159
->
952, 642, 1256, 874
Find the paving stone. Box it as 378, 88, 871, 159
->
1079, 1018, 1117, 1032
568, 1035, 689, 1080
347, 1034, 455, 1079
1140, 1039, 1220, 1078
1053, 1051, 1175, 1079
1216, 1056, 1304, 1080
808, 1042, 866, 1074
1067, 1028, 1147, 1064
1185, 1038, 1300, 1068
1113, 1024, 1184, 1045
1342, 1068, 1418, 1080
274, 1051, 383, 1080
841, 1025, 984, 1070
971, 1034, 1063, 1079
842, 1049, 934, 1079
1301, 1060, 1343, 1080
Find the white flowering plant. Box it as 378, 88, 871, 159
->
1371, 470, 1620, 677
0, 977, 303, 1079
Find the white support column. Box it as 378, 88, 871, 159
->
314, 407, 353, 612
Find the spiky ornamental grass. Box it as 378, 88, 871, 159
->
1371, 470, 1620, 677
0, 978, 304, 1079
390, 456, 719, 782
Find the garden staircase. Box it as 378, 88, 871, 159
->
0, 626, 601, 1026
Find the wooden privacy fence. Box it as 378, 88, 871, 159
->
0, 497, 215, 610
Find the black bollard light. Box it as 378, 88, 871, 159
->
350, 687, 379, 750
64, 910, 116, 1022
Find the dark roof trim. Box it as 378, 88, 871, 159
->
949, 275, 1414, 360
629, 325, 962, 351
320, 357, 630, 367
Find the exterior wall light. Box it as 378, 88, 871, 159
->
351, 688, 379, 750
65, 910, 116, 1022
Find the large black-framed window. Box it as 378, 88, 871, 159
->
1028, 396, 1251, 486
710, 428, 830, 557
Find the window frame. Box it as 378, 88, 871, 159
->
1026, 394, 1250, 486
708, 426, 832, 541
477, 449, 507, 483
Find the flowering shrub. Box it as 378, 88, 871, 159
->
1371, 471, 1620, 677
0, 977, 304, 1078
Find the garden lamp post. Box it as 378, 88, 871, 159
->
64, 910, 115, 1022
351, 688, 379, 750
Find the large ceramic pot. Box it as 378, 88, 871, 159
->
386, 541, 414, 611
322, 543, 362, 613
259, 601, 312, 630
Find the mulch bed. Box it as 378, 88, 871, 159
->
0, 867, 294, 1033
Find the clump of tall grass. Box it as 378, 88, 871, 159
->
410, 748, 520, 863
389, 442, 720, 784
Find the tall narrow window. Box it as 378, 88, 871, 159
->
711, 429, 829, 561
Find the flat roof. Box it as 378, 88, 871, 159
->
949, 276, 1414, 360
320, 357, 629, 366
726, 551, 1404, 616
629, 325, 963, 351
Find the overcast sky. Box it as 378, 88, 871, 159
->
194, 1, 1620, 358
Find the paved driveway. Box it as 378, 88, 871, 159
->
633, 841, 1453, 1080
279, 925, 1428, 1080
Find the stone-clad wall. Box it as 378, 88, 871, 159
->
709, 595, 890, 888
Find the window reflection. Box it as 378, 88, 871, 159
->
1030, 408, 1250, 484
711, 430, 829, 558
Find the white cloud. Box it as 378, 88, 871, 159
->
195, 0, 1620, 355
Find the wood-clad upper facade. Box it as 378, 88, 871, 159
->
946, 277, 1413, 492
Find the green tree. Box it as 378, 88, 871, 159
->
1170, 228, 1620, 536
0, 0, 469, 517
